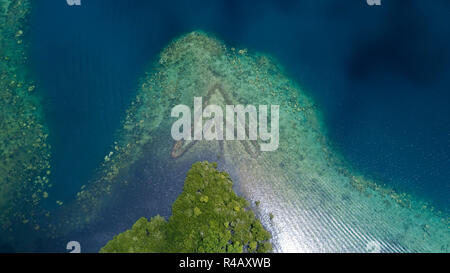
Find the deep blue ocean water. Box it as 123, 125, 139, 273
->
29, 0, 449, 212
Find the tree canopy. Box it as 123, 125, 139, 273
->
100, 161, 272, 253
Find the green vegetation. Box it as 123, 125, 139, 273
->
100, 161, 272, 253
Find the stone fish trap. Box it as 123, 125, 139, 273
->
171, 83, 261, 159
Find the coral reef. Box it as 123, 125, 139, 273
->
0, 0, 51, 234
54, 31, 449, 252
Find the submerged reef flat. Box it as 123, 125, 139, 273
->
55, 31, 448, 252
0, 0, 51, 237
101, 161, 272, 253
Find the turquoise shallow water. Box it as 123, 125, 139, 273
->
29, 0, 450, 212
37, 32, 447, 252
0, 0, 449, 252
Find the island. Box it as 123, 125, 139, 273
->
100, 161, 272, 253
